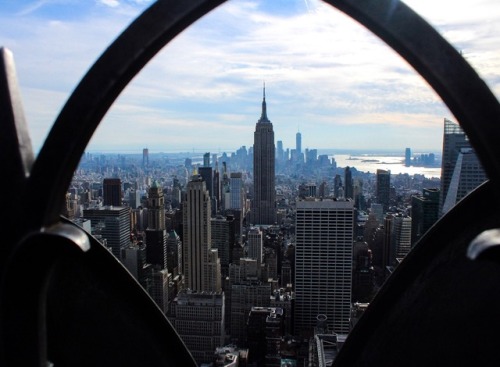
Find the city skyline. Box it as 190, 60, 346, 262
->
2, 0, 500, 153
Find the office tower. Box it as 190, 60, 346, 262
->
252, 86, 276, 225
318, 181, 328, 199
352, 240, 374, 302
183, 174, 221, 292
166, 229, 182, 276
353, 178, 365, 210
213, 160, 221, 209
171, 177, 182, 209
277, 140, 284, 162
394, 215, 412, 259
83, 205, 130, 257
211, 215, 236, 279
333, 174, 342, 198
128, 189, 141, 209
198, 165, 215, 215
376, 169, 391, 211
306, 148, 317, 165
151, 268, 169, 314
103, 178, 122, 206
229, 277, 271, 345
295, 199, 354, 336
142, 148, 149, 168
120, 242, 152, 291
439, 118, 486, 214
384, 214, 412, 264
441, 148, 487, 215
145, 181, 167, 269
248, 227, 263, 265
168, 290, 225, 365
247, 307, 284, 366
226, 172, 243, 210
411, 188, 440, 245
370, 203, 384, 223
306, 183, 317, 198
344, 166, 353, 199
405, 147, 411, 167
203, 152, 210, 167
296, 131, 302, 156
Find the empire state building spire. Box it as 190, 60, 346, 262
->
259, 83, 270, 123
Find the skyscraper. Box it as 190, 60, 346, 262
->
146, 181, 167, 269
252, 86, 276, 225
296, 131, 302, 162
183, 174, 221, 292
439, 118, 486, 215
83, 205, 130, 257
103, 178, 122, 206
344, 166, 353, 199
376, 169, 391, 211
168, 290, 225, 365
247, 227, 263, 265
411, 188, 439, 245
295, 199, 354, 336
142, 148, 149, 168
441, 148, 487, 215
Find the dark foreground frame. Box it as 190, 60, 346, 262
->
1, 0, 500, 365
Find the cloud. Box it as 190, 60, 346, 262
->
98, 0, 119, 7
2, 0, 499, 153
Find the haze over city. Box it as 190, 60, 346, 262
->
1, 0, 500, 153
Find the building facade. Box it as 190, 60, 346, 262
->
439, 118, 486, 215
376, 169, 391, 212
146, 181, 167, 269
294, 199, 354, 336
83, 205, 130, 257
182, 174, 221, 292
168, 290, 225, 365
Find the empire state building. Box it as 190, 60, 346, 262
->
252, 86, 276, 225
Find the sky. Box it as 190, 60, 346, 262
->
1, 0, 500, 154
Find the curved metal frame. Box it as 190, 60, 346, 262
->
1, 0, 500, 365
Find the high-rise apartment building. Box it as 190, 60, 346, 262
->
103, 178, 122, 206
252, 86, 276, 225
182, 174, 221, 292
439, 118, 486, 215
295, 199, 354, 336
376, 169, 391, 211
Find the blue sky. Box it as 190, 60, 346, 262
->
2, 0, 500, 154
